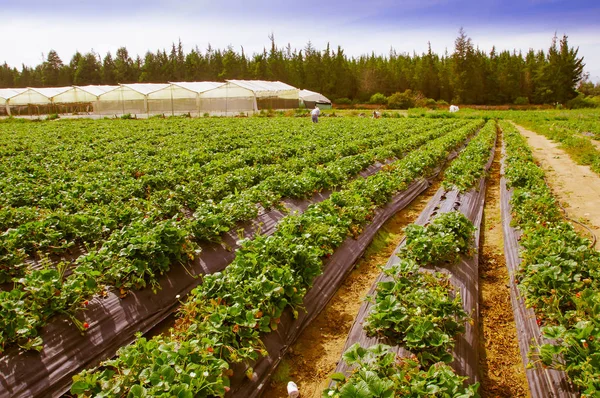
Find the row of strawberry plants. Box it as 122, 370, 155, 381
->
0, 120, 469, 354
0, 118, 454, 270
442, 119, 497, 192
1, 118, 430, 277
188, 120, 467, 242
501, 120, 600, 395
325, 126, 499, 397
69, 120, 485, 397
325, 212, 479, 397
323, 344, 478, 398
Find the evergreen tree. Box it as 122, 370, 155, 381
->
42, 50, 63, 87
102, 52, 117, 85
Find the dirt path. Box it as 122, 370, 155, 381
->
478, 129, 529, 397
515, 124, 600, 249
262, 180, 443, 398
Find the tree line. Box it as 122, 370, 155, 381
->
0, 29, 586, 105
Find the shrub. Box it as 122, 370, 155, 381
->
120, 113, 134, 120
514, 96, 530, 105
46, 113, 59, 121
369, 93, 388, 105
437, 99, 449, 106
424, 98, 437, 108
334, 97, 352, 105
566, 94, 598, 109
387, 90, 415, 109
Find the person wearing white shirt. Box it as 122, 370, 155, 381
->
311, 105, 320, 123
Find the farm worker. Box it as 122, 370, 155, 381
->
373, 111, 381, 119
311, 105, 320, 123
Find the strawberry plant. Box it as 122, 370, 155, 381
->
364, 258, 470, 365
70, 120, 484, 396
401, 211, 475, 266
501, 120, 600, 394
442, 119, 497, 192
323, 344, 480, 398
1, 118, 476, 352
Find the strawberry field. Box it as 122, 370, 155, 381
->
1, 113, 600, 397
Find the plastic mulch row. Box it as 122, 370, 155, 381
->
227, 143, 474, 397
329, 141, 495, 387
0, 162, 386, 398
499, 143, 578, 398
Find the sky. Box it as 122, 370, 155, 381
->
1, 0, 599, 82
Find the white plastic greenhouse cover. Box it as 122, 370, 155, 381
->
121, 83, 171, 96
76, 85, 120, 97
299, 89, 331, 103
170, 81, 225, 93
0, 88, 26, 101
7, 86, 73, 105
54, 86, 119, 103
227, 80, 299, 97
30, 87, 74, 99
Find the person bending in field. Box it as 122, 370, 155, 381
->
311, 105, 320, 123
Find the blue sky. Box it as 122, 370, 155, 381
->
2, 0, 599, 81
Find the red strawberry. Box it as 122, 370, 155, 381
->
536, 319, 542, 327
83, 322, 90, 329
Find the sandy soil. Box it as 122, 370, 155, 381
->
261, 180, 443, 398
515, 124, 600, 249
478, 129, 529, 397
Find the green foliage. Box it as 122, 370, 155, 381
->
501, 121, 600, 394
70, 119, 484, 397
514, 96, 530, 105
401, 211, 476, 266
514, 116, 600, 175
323, 344, 480, 398
566, 94, 599, 109
334, 98, 352, 105
443, 120, 497, 192
0, 33, 585, 107
387, 90, 416, 110
369, 93, 388, 105
364, 258, 470, 364
0, 117, 482, 353
423, 98, 437, 108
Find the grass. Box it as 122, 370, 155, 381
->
271, 359, 292, 384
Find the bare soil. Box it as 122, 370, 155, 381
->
478, 129, 529, 397
515, 124, 600, 249
261, 180, 443, 398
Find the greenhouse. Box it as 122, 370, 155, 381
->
53, 85, 118, 114
227, 80, 299, 110
195, 81, 257, 115
94, 83, 170, 115
299, 89, 332, 109
0, 80, 302, 117
0, 88, 26, 116
6, 87, 73, 116
156, 82, 225, 115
